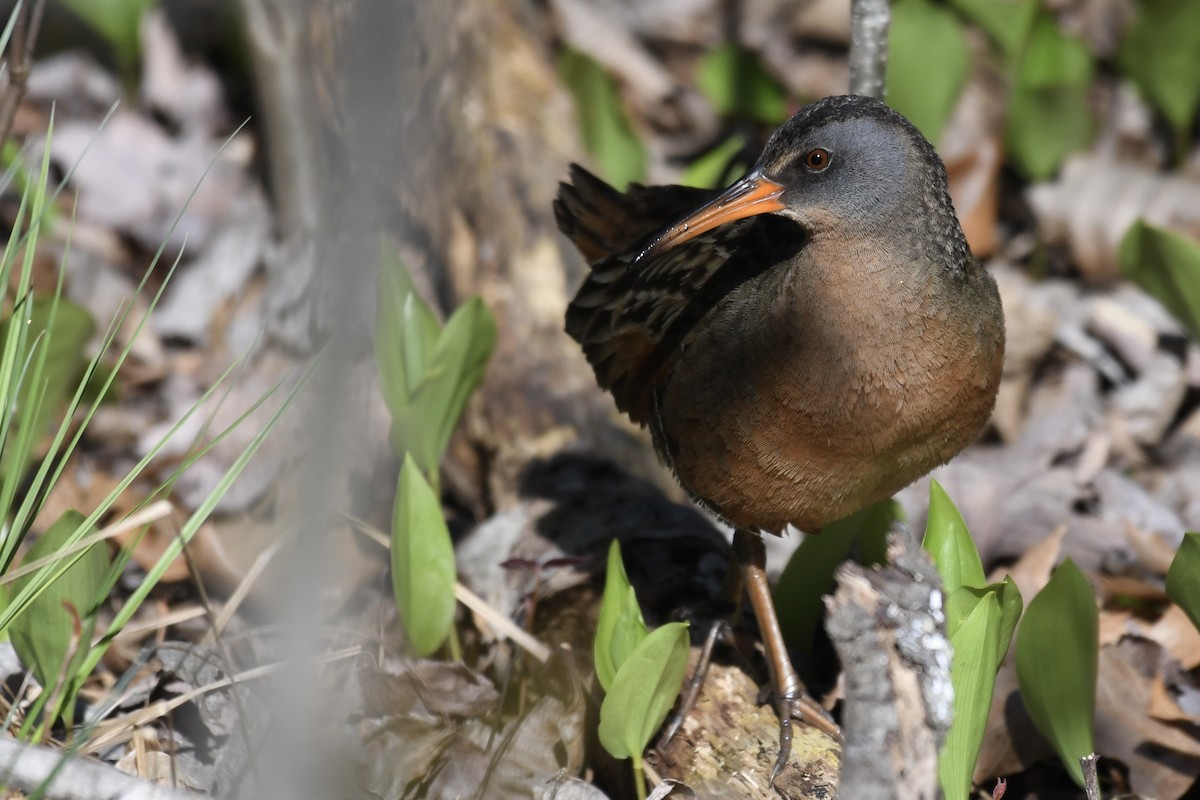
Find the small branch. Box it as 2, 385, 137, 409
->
0, 0, 46, 148
848, 0, 891, 100
825, 531, 952, 800
0, 737, 199, 800
1080, 753, 1101, 800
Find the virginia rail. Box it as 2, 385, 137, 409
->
556, 95, 1005, 778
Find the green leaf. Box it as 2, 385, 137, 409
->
410, 298, 496, 474
696, 44, 788, 125
887, 0, 971, 143
558, 48, 647, 189
60, 0, 155, 77
1167, 532, 1200, 632
1118, 220, 1200, 341
8, 510, 109, 693
1117, 0, 1200, 139
940, 590, 1002, 800
598, 621, 690, 760
679, 135, 748, 190
375, 246, 497, 474
375, 245, 440, 415
595, 540, 649, 692
950, 0, 1038, 57
774, 500, 902, 656
939, 576, 1022, 800
0, 297, 95, 480
1015, 558, 1097, 787
391, 454, 457, 657
923, 480, 985, 594
1004, 13, 1095, 179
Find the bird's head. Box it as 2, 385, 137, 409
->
633, 95, 966, 269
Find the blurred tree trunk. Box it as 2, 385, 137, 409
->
239, 0, 671, 515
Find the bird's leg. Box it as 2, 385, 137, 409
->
732, 528, 840, 782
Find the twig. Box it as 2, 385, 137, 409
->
1080, 753, 1100, 800
0, 0, 46, 149
825, 532, 952, 800
0, 736, 199, 800
848, 0, 891, 100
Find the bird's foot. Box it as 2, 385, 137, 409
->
767, 684, 842, 784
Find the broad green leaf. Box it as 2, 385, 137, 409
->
1015, 559, 1097, 787
1118, 220, 1200, 341
598, 621, 690, 760
375, 246, 439, 414
696, 44, 788, 125
679, 135, 748, 190
923, 481, 985, 594
940, 590, 1002, 800
1004, 14, 1094, 179
595, 540, 649, 692
950, 0, 1038, 57
410, 298, 496, 475
0, 297, 95, 480
938, 575, 1023, 800
1117, 0, 1200, 140
391, 454, 457, 657
375, 246, 496, 474
887, 0, 971, 143
775, 500, 902, 656
993, 576, 1023, 666
558, 48, 646, 189
1166, 532, 1200, 632
8, 510, 109, 693
60, 0, 155, 78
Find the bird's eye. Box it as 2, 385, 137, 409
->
803, 148, 831, 172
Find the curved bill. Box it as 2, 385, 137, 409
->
633, 170, 786, 266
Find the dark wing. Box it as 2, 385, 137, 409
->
556, 165, 793, 425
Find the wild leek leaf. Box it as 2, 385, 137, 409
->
375, 247, 496, 475
1118, 220, 1200, 341
0, 297, 95, 480
594, 540, 648, 692
598, 621, 690, 760
923, 480, 985, 594
950, 0, 1037, 57
1166, 532, 1200, 633
940, 589, 1001, 800
391, 454, 457, 657
1015, 558, 1097, 787
1004, 12, 1094, 179
679, 135, 748, 190
697, 44, 788, 126
1117, 0, 1200, 143
887, 0, 971, 144
558, 48, 647, 189
8, 510, 109, 697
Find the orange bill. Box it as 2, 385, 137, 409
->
633, 171, 786, 266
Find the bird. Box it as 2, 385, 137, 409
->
555, 94, 1005, 779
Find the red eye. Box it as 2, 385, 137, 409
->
804, 148, 831, 171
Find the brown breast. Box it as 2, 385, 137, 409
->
652, 235, 1005, 533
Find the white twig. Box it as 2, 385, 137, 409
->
0, 736, 198, 800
